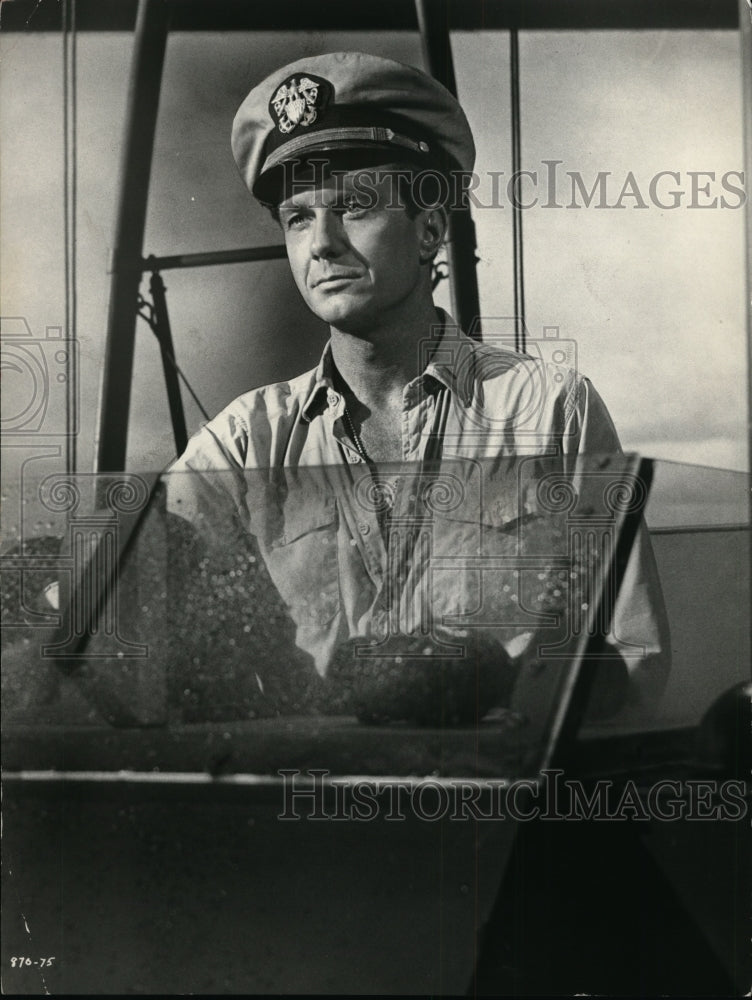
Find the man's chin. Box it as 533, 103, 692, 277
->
308, 296, 374, 332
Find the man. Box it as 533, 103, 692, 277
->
170, 51, 670, 721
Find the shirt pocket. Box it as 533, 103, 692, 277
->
427, 460, 573, 632
250, 492, 341, 626
429, 505, 512, 624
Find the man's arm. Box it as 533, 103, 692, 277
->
563, 377, 672, 716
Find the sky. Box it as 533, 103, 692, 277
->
1, 27, 748, 481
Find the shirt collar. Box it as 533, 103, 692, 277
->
300, 308, 477, 422
422, 308, 477, 407
301, 340, 339, 422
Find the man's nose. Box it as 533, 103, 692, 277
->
310, 210, 344, 260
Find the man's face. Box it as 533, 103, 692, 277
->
277, 167, 429, 332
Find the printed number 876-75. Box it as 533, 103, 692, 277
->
10, 957, 56, 968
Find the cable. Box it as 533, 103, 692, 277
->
161, 347, 211, 424
62, 0, 78, 474
70, 0, 78, 473
510, 29, 526, 354
62, 0, 69, 465
136, 299, 211, 423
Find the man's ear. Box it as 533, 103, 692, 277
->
418, 206, 448, 262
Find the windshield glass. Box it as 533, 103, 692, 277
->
2, 455, 748, 778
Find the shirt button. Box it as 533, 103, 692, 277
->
327, 391, 340, 408
347, 452, 363, 464
358, 522, 370, 536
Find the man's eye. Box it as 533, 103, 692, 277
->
344, 206, 367, 219
284, 213, 309, 230
341, 198, 369, 219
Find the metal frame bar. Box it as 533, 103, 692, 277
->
2, 0, 738, 31
148, 272, 189, 456
93, 0, 170, 473
142, 246, 287, 271
415, 0, 482, 337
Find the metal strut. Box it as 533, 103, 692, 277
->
414, 0, 482, 339
145, 272, 189, 457
94, 0, 169, 473
137, 270, 212, 456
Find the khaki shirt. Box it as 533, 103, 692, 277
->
169, 315, 670, 707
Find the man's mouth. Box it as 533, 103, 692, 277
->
312, 272, 361, 288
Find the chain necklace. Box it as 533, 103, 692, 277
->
343, 406, 401, 520
343, 406, 370, 463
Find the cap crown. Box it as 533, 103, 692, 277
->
231, 51, 476, 203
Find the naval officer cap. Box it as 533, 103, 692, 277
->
232, 51, 476, 204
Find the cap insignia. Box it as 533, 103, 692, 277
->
270, 73, 332, 135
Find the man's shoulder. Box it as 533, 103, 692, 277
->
441, 330, 584, 400
223, 365, 320, 424
172, 365, 321, 472
471, 333, 579, 375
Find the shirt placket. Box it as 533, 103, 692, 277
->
322, 388, 385, 593
383, 379, 444, 634
321, 379, 449, 637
